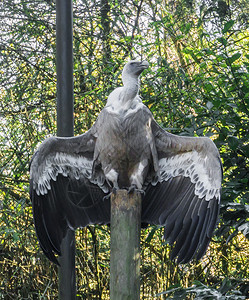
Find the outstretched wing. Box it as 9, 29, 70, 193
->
142, 121, 222, 263
30, 130, 110, 264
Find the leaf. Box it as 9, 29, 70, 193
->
181, 23, 191, 34
227, 135, 240, 150
145, 226, 158, 244
222, 20, 235, 33
219, 278, 233, 294
227, 53, 241, 64
200, 62, 207, 69
205, 82, 214, 92
183, 47, 193, 55
218, 37, 228, 46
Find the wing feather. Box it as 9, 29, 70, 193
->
142, 120, 222, 263
30, 130, 110, 264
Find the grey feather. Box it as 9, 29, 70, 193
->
30, 60, 222, 264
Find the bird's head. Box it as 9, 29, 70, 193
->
122, 60, 149, 85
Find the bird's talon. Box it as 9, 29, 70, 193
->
103, 193, 112, 200
128, 185, 136, 194
128, 185, 145, 195
103, 187, 118, 200
140, 189, 146, 195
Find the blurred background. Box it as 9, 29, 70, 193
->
0, 0, 249, 298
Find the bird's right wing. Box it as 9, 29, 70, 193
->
30, 129, 110, 264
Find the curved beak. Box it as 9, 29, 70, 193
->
140, 60, 149, 69
135, 60, 149, 76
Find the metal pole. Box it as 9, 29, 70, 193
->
56, 0, 76, 299
56, 0, 74, 137
110, 190, 141, 299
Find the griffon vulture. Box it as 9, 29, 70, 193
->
30, 60, 222, 264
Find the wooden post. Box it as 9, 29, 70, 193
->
56, 0, 76, 299
110, 190, 141, 300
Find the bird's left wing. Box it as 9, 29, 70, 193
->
30, 129, 110, 264
142, 120, 222, 263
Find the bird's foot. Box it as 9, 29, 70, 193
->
112, 187, 117, 195
103, 187, 118, 200
103, 193, 111, 201
128, 184, 145, 195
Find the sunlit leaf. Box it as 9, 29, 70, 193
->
222, 20, 235, 33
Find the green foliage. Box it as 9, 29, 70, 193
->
0, 0, 249, 298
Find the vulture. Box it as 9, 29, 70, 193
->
30, 60, 222, 265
